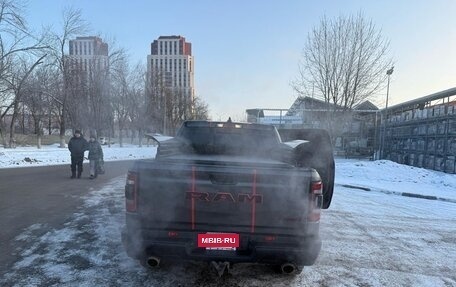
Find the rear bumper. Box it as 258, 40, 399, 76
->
122, 220, 321, 266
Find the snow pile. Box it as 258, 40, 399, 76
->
0, 143, 157, 169
336, 159, 456, 200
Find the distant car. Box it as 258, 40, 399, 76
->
99, 137, 115, 145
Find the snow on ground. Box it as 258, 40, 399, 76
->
1, 159, 456, 286
314, 186, 456, 285
1, 148, 455, 285
336, 158, 456, 201
0, 144, 157, 168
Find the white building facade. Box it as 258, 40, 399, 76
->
147, 35, 195, 104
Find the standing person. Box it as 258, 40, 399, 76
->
68, 129, 88, 179
88, 132, 104, 179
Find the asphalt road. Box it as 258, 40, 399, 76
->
0, 160, 134, 275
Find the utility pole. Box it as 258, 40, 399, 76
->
381, 66, 394, 159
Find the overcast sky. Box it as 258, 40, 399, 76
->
27, 0, 456, 120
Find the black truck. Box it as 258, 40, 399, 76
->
121, 120, 334, 275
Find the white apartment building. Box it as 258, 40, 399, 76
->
147, 35, 195, 103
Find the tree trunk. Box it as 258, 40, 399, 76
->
48, 110, 52, 135
119, 129, 123, 147
34, 117, 42, 149
21, 107, 25, 134
0, 121, 7, 147
8, 102, 19, 148
37, 135, 42, 149
138, 129, 143, 147
59, 108, 66, 148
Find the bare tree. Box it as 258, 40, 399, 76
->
4, 54, 46, 147
145, 68, 166, 133
109, 51, 130, 146
124, 62, 148, 146
84, 38, 125, 144
167, 89, 192, 132
0, 0, 50, 146
293, 13, 392, 134
111, 59, 150, 147
22, 65, 54, 148
86, 58, 110, 137
190, 96, 210, 120
129, 87, 147, 146
49, 6, 88, 147
64, 56, 89, 131
145, 67, 196, 135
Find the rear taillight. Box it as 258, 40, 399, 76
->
308, 181, 323, 222
125, 172, 138, 212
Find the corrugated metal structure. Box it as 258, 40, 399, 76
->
379, 88, 456, 173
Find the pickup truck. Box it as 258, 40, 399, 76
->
121, 120, 334, 275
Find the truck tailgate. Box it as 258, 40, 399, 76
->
135, 158, 314, 236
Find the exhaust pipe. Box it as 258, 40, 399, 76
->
281, 263, 297, 274
146, 256, 160, 268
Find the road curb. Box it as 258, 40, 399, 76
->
437, 197, 456, 203
401, 193, 437, 200
340, 184, 371, 191
338, 184, 455, 203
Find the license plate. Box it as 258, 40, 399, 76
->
198, 233, 239, 250
206, 247, 236, 251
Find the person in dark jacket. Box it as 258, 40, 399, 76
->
68, 129, 88, 179
88, 132, 104, 179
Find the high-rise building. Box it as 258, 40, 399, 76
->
147, 35, 195, 104
68, 36, 109, 76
